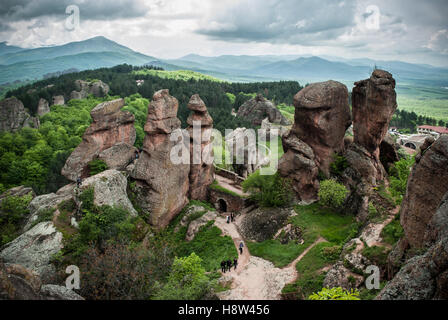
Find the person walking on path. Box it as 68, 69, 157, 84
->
230, 212, 235, 222
220, 260, 226, 273
239, 241, 244, 255
227, 259, 232, 272
227, 215, 230, 224
233, 258, 238, 270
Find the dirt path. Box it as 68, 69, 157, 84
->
214, 215, 324, 300
360, 206, 400, 248
215, 175, 249, 197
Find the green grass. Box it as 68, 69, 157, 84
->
277, 103, 295, 122
381, 215, 404, 245
247, 239, 314, 268
132, 69, 224, 82
176, 221, 238, 272
291, 204, 358, 244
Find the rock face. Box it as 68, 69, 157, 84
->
351, 70, 397, 180
378, 138, 448, 300
0, 97, 33, 132
37, 98, 50, 117
98, 142, 137, 171
0, 186, 35, 204
70, 79, 110, 100
130, 90, 190, 228
379, 134, 399, 171
290, 81, 351, 174
278, 132, 319, 202
225, 127, 269, 178
52, 95, 65, 106
400, 135, 448, 249
237, 94, 289, 126
79, 170, 137, 216
186, 94, 214, 201
0, 262, 83, 300
0, 222, 63, 284
61, 99, 136, 182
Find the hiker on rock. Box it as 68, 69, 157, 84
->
233, 258, 238, 270
239, 241, 244, 255
76, 177, 82, 188
220, 260, 226, 273
135, 150, 140, 160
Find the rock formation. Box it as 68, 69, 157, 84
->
0, 262, 83, 300
61, 99, 136, 182
130, 89, 190, 228
70, 79, 110, 100
186, 94, 214, 201
237, 94, 289, 126
349, 70, 397, 183
52, 95, 65, 106
278, 80, 350, 201
225, 127, 269, 178
290, 80, 352, 174
0, 97, 39, 132
98, 142, 137, 171
400, 135, 448, 249
378, 136, 448, 300
0, 222, 63, 284
37, 98, 50, 117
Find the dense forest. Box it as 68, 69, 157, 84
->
390, 109, 447, 133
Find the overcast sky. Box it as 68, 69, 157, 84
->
1, 0, 447, 66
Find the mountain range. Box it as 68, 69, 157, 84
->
1, 36, 448, 90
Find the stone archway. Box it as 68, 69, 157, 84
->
405, 142, 417, 150
217, 199, 228, 212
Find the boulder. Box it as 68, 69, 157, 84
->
70, 80, 110, 100
186, 94, 214, 201
0, 263, 83, 300
24, 192, 72, 231
98, 142, 137, 171
400, 135, 448, 249
52, 95, 65, 106
37, 98, 50, 117
79, 170, 137, 216
185, 211, 218, 241
323, 261, 364, 290
130, 90, 190, 228
289, 81, 351, 174
61, 98, 136, 182
352, 70, 397, 165
0, 97, 31, 132
237, 94, 289, 126
0, 222, 63, 284
239, 207, 292, 242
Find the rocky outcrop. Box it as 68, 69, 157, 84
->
0, 263, 83, 300
225, 127, 269, 178
37, 98, 50, 117
186, 94, 214, 201
289, 81, 351, 174
379, 134, 399, 171
70, 80, 110, 100
0, 186, 35, 204
52, 95, 65, 106
239, 207, 294, 242
400, 135, 448, 249
79, 170, 137, 216
353, 70, 397, 160
237, 94, 289, 126
61, 99, 136, 182
278, 132, 319, 202
0, 222, 63, 284
98, 142, 137, 171
130, 90, 190, 228
0, 97, 38, 132
323, 262, 364, 290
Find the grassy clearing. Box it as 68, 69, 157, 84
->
277, 103, 295, 122
132, 69, 224, 83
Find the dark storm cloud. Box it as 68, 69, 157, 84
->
0, 0, 151, 22
196, 0, 357, 44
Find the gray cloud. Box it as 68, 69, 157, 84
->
196, 0, 358, 44
0, 0, 151, 22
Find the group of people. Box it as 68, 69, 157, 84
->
221, 258, 238, 273
226, 212, 235, 224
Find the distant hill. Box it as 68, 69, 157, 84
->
0, 36, 157, 84
0, 42, 24, 56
